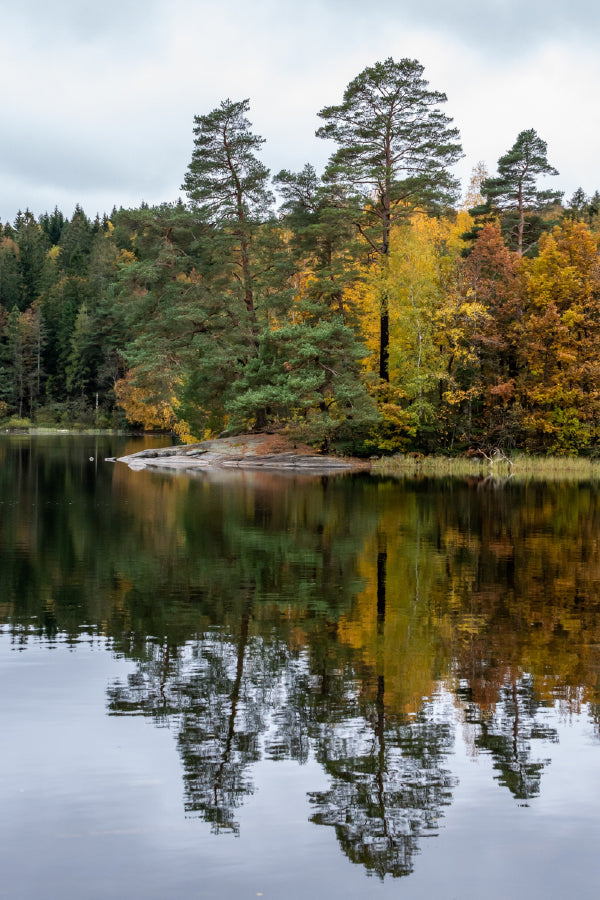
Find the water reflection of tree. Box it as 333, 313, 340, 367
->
309, 514, 456, 880
176, 607, 262, 832
309, 687, 455, 878
458, 674, 557, 801
109, 596, 291, 833
9, 441, 600, 873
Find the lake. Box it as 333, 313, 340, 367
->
1, 434, 600, 899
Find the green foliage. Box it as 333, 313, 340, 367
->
228, 316, 379, 444
182, 99, 273, 225
316, 58, 463, 231
4, 71, 600, 455
14, 209, 49, 309
471, 129, 562, 256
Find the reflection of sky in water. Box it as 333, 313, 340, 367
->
2, 634, 600, 900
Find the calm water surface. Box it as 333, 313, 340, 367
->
1, 434, 600, 899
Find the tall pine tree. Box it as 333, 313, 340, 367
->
472, 129, 562, 257
316, 57, 462, 381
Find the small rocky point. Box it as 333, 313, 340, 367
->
117, 433, 369, 473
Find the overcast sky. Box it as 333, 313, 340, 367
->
1, 0, 598, 223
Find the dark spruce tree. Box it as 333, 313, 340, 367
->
0, 230, 21, 310
58, 205, 93, 274
14, 209, 49, 310
39, 206, 66, 246
316, 57, 462, 381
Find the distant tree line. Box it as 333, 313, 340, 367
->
1, 56, 600, 454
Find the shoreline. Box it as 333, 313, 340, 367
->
9, 429, 597, 482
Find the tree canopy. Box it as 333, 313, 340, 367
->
2, 59, 600, 456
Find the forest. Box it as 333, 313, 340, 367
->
1, 56, 600, 455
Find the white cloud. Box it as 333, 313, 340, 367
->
0, 0, 598, 222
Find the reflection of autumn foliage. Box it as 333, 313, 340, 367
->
329, 477, 600, 727
5, 440, 600, 872
429, 481, 600, 714
336, 484, 446, 718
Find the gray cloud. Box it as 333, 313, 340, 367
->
307, 0, 600, 53
0, 0, 598, 222
4, 0, 166, 52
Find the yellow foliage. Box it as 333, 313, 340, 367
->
342, 272, 380, 371
118, 249, 137, 266
461, 161, 489, 211
386, 213, 465, 395
337, 496, 447, 715
46, 245, 61, 261
172, 419, 198, 444
114, 370, 176, 430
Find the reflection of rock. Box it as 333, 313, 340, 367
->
117, 433, 369, 473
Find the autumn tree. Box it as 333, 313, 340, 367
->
455, 223, 522, 447
518, 220, 600, 452
461, 162, 489, 211
316, 57, 462, 380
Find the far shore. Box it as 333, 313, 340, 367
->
115, 432, 600, 482
5, 427, 600, 482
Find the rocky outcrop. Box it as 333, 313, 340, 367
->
116, 434, 369, 474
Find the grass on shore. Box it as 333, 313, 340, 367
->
372, 452, 600, 482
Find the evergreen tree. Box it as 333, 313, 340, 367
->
274, 163, 360, 320
109, 203, 237, 435
182, 98, 273, 328
39, 275, 89, 399
566, 188, 600, 228
66, 303, 95, 397
14, 209, 49, 309
0, 234, 22, 310
180, 99, 282, 430
58, 205, 93, 274
3, 307, 42, 416
0, 304, 11, 413
473, 129, 562, 257
316, 57, 462, 380
39, 206, 66, 245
